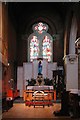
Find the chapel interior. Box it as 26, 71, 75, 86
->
0, 2, 80, 119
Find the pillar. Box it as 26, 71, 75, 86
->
64, 15, 78, 91
64, 54, 78, 91
78, 49, 80, 89
69, 15, 77, 54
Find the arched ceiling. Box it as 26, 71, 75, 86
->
8, 2, 71, 35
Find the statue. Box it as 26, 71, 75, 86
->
38, 60, 42, 75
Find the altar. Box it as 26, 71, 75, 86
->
23, 85, 56, 107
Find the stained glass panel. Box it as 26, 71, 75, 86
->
30, 36, 39, 61
43, 36, 52, 62
34, 22, 47, 34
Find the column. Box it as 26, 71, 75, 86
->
69, 15, 77, 54
64, 15, 78, 91
64, 55, 78, 91
78, 49, 80, 89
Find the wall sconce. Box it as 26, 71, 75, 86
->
8, 63, 10, 66
8, 78, 14, 90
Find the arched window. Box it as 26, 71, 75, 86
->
28, 22, 53, 62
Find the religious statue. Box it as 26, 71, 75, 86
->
38, 60, 42, 75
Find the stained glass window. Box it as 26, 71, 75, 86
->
29, 22, 53, 62
43, 36, 52, 62
33, 22, 47, 34
30, 36, 39, 61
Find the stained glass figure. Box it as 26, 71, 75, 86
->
43, 36, 52, 62
30, 36, 39, 61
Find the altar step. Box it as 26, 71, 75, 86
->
25, 100, 53, 107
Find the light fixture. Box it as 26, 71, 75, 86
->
8, 63, 10, 66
